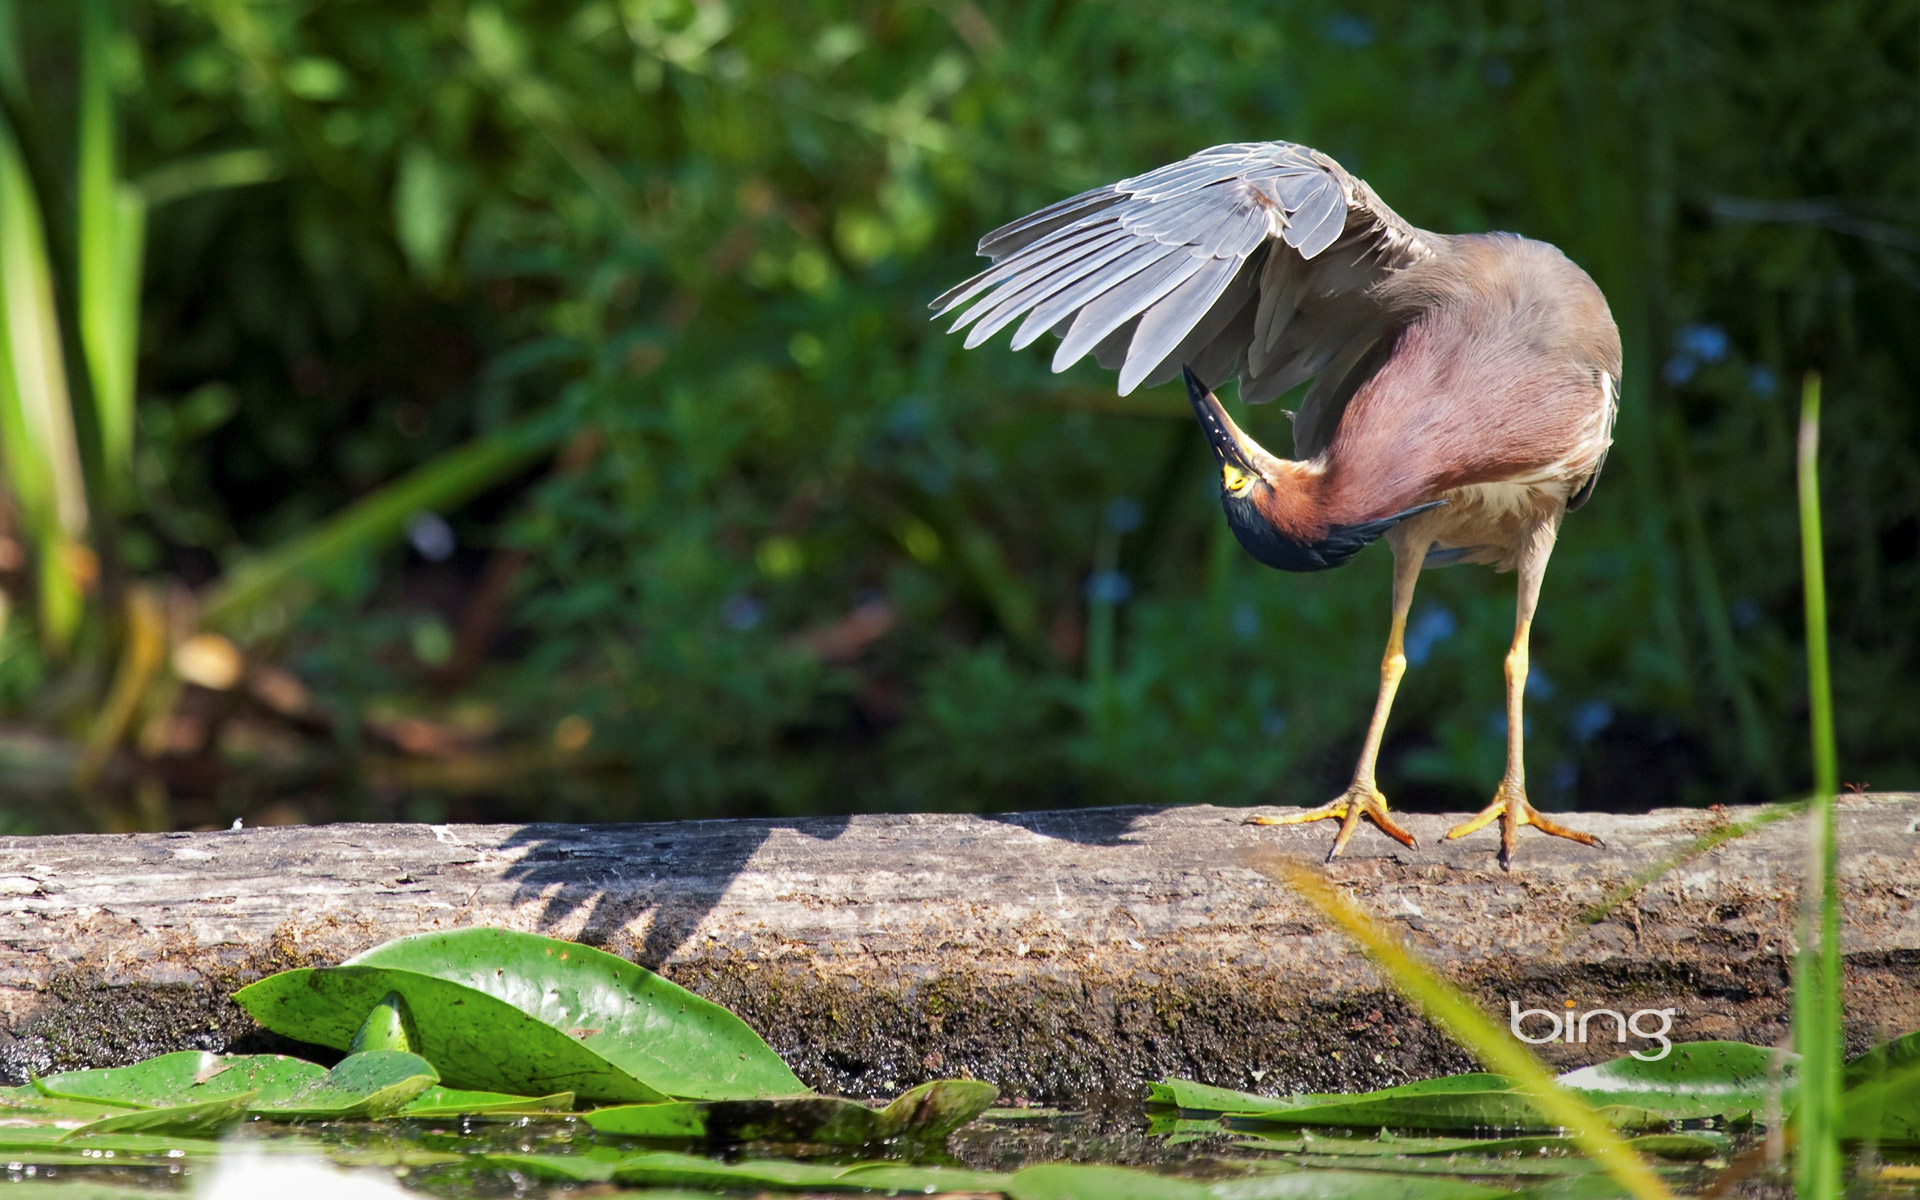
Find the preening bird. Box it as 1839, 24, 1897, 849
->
933, 141, 1620, 869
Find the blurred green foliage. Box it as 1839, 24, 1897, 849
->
0, 0, 1914, 828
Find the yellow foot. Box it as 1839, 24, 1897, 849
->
1445, 782, 1605, 871
1247, 784, 1418, 862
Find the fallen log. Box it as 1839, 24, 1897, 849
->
0, 796, 1915, 1104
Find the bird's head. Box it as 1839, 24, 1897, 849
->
1183, 366, 1440, 573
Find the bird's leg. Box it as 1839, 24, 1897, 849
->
1249, 537, 1426, 861
1445, 519, 1603, 870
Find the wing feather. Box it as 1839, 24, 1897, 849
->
936, 140, 1440, 420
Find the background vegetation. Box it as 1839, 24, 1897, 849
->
0, 0, 1913, 832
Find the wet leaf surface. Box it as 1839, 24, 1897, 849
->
582, 1079, 999, 1145
249, 1051, 438, 1119
347, 928, 808, 1099
33, 1052, 323, 1110
235, 964, 670, 1103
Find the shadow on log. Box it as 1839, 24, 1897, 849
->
0, 797, 1915, 1104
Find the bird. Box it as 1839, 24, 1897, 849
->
931, 141, 1619, 870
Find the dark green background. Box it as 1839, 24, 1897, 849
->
2, 0, 1914, 830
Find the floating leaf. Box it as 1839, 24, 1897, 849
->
34, 1052, 323, 1110
1843, 1029, 1920, 1087
60, 1093, 254, 1139
348, 991, 420, 1055
1007, 1162, 1212, 1200
401, 1086, 575, 1117
1229, 1128, 1725, 1163
235, 965, 668, 1103
836, 1162, 1015, 1192
873, 1079, 1000, 1138
1153, 1075, 1514, 1117
581, 1101, 713, 1139
584, 1080, 997, 1145
1554, 1042, 1786, 1120
346, 928, 808, 1099
1206, 1168, 1527, 1198
252, 1051, 439, 1119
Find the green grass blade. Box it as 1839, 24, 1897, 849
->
77, 0, 144, 502
1259, 858, 1678, 1200
135, 148, 279, 210
0, 104, 90, 650
1793, 372, 1842, 1199
200, 415, 568, 636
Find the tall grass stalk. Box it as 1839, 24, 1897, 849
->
0, 106, 90, 650
200, 415, 568, 635
78, 0, 146, 500
1260, 858, 1677, 1200
1792, 371, 1842, 1199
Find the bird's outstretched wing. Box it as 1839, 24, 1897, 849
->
932, 142, 1438, 456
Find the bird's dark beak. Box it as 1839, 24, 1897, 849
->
1183, 366, 1267, 493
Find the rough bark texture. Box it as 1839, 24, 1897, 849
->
0, 797, 1915, 1104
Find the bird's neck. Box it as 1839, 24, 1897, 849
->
1253, 459, 1334, 540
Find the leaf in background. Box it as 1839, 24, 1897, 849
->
77, 0, 145, 502
1151, 1075, 1513, 1116
251, 1050, 439, 1119
393, 144, 457, 280
1205, 1170, 1511, 1200
1007, 1163, 1212, 1200
580, 1101, 712, 1139
59, 1093, 255, 1139
1842, 1029, 1920, 1088
835, 1163, 1016, 1193
1838, 1053, 1920, 1145
234, 964, 669, 1103
33, 1051, 323, 1109
400, 1086, 574, 1117
0, 101, 89, 649
583, 1080, 996, 1144
347, 989, 420, 1054
345, 928, 809, 1099
1554, 1042, 1787, 1121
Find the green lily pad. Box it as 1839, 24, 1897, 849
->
1152, 1074, 1516, 1118
251, 1050, 439, 1118
581, 1101, 714, 1139
347, 928, 808, 1100
0, 1128, 223, 1157
400, 1086, 575, 1117
60, 1092, 254, 1138
1554, 1041, 1786, 1120
872, 1079, 1000, 1138
1156, 1045, 1780, 1133
835, 1162, 1016, 1192
584, 1079, 999, 1145
1006, 1163, 1212, 1200
494, 1149, 1007, 1193
611, 1150, 862, 1189
235, 964, 669, 1102
1205, 1169, 1511, 1199
347, 990, 420, 1054
34, 1052, 324, 1110
1228, 1128, 1726, 1162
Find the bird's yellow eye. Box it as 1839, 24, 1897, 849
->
1222, 463, 1255, 495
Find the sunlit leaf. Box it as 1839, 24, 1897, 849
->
400, 1086, 574, 1117
34, 1051, 323, 1110
251, 1050, 438, 1119
235, 965, 669, 1103
345, 928, 809, 1099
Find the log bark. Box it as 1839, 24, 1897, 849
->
0, 797, 1915, 1104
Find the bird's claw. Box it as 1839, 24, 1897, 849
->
1248, 784, 1417, 859
1447, 781, 1601, 870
